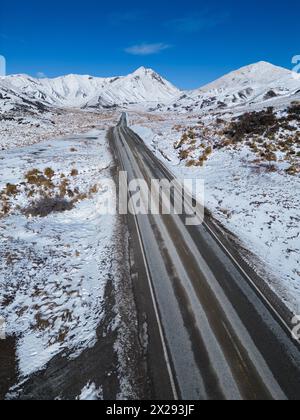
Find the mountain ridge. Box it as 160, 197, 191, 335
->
1, 67, 180, 109
166, 61, 300, 113
1, 62, 299, 114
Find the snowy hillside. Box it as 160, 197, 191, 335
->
1, 67, 180, 110
0, 77, 48, 116
3, 74, 112, 108
85, 67, 180, 108
164, 62, 300, 113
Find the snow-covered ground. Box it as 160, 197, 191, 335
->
0, 108, 117, 151
130, 110, 300, 314
77, 382, 103, 401
0, 129, 143, 399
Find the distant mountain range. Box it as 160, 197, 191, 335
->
0, 67, 179, 112
1, 62, 299, 116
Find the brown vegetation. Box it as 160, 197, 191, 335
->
0, 166, 100, 219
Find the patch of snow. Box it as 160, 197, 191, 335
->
77, 382, 103, 400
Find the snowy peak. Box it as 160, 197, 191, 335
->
200, 61, 296, 92
0, 67, 180, 110
132, 66, 148, 75
170, 61, 300, 113
132, 66, 167, 83
240, 61, 291, 74
85, 67, 180, 108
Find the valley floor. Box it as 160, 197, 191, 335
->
0, 105, 299, 399
0, 108, 117, 151
130, 111, 300, 315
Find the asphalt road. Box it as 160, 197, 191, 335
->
110, 113, 300, 401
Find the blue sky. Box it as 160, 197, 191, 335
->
0, 0, 299, 89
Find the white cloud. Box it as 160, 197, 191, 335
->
125, 43, 171, 56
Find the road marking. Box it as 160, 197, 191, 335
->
132, 211, 179, 400
115, 126, 179, 400
202, 219, 294, 336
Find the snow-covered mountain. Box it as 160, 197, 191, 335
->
84, 67, 180, 108
1, 62, 299, 116
166, 62, 300, 113
0, 67, 180, 110
0, 77, 48, 117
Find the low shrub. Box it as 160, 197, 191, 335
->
225, 108, 277, 141
23, 197, 74, 218
285, 165, 299, 175
5, 183, 18, 196
71, 169, 79, 177
44, 168, 55, 179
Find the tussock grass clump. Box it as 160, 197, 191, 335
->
179, 149, 190, 161
23, 197, 75, 218
44, 167, 55, 179
175, 133, 189, 150
0, 197, 10, 217
89, 184, 99, 195
0, 184, 18, 217
285, 165, 299, 175
186, 160, 196, 167
71, 169, 79, 177
5, 183, 18, 196
25, 169, 54, 189
1, 166, 100, 219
